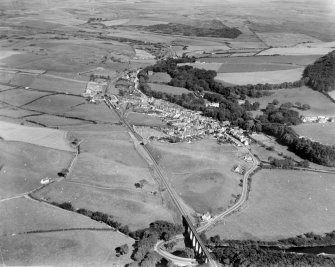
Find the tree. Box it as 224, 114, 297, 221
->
295, 101, 302, 108
272, 99, 279, 105
116, 244, 129, 255
302, 104, 311, 110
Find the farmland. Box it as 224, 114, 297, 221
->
0, 197, 134, 266
0, 121, 75, 152
127, 112, 166, 127
0, 88, 51, 107
292, 122, 335, 146
215, 68, 304, 85
247, 86, 335, 117
0, 140, 73, 199
148, 83, 190, 95
208, 169, 335, 241
147, 139, 251, 215
32, 125, 174, 230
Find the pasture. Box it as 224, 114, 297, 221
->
328, 90, 335, 101
208, 170, 335, 241
148, 72, 172, 83
0, 106, 40, 118
199, 55, 319, 66
31, 126, 174, 230
146, 139, 251, 215
292, 122, 335, 145
25, 114, 89, 127
215, 68, 303, 85
248, 86, 335, 117
178, 62, 223, 72
127, 112, 166, 127
257, 32, 320, 47
1, 230, 134, 267
23, 94, 86, 114
0, 88, 51, 107
0, 140, 73, 199
30, 75, 86, 95
0, 121, 75, 152
217, 63, 297, 73
148, 83, 190, 95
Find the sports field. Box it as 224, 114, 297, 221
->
208, 169, 335, 241
127, 112, 166, 127
147, 139, 251, 215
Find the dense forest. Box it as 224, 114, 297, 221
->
143, 22, 242, 38
303, 50, 335, 92
139, 57, 335, 166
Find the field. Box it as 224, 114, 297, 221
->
257, 32, 321, 47
292, 122, 335, 145
0, 106, 40, 118
127, 112, 166, 127
32, 125, 174, 230
148, 83, 190, 95
0, 140, 73, 199
248, 86, 335, 117
147, 139, 252, 215
208, 169, 335, 241
25, 114, 90, 127
30, 75, 87, 95
199, 55, 320, 66
0, 121, 75, 152
178, 62, 223, 72
328, 90, 335, 101
0, 88, 51, 107
0, 197, 134, 266
23, 94, 86, 114
148, 72, 172, 83
215, 68, 304, 85
217, 63, 298, 73
259, 41, 335, 56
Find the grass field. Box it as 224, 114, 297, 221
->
257, 32, 320, 47
292, 122, 335, 145
328, 90, 335, 101
217, 63, 298, 73
32, 125, 174, 230
199, 55, 319, 66
248, 86, 335, 117
127, 112, 166, 127
178, 62, 223, 72
30, 75, 86, 95
0, 88, 51, 107
10, 73, 38, 87
215, 68, 303, 85
147, 139, 251, 215
148, 72, 172, 83
0, 106, 40, 118
0, 140, 73, 199
25, 114, 89, 127
208, 169, 335, 241
23, 94, 86, 114
148, 83, 190, 95
1, 230, 134, 267
63, 103, 120, 123
0, 121, 75, 152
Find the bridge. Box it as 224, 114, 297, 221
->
105, 97, 216, 265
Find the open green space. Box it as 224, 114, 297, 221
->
147, 139, 250, 215
208, 169, 335, 241
0, 140, 73, 199
292, 122, 335, 146
148, 83, 190, 95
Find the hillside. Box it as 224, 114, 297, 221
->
144, 22, 242, 38
303, 50, 335, 92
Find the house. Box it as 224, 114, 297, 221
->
201, 212, 211, 222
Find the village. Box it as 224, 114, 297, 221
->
99, 70, 252, 146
